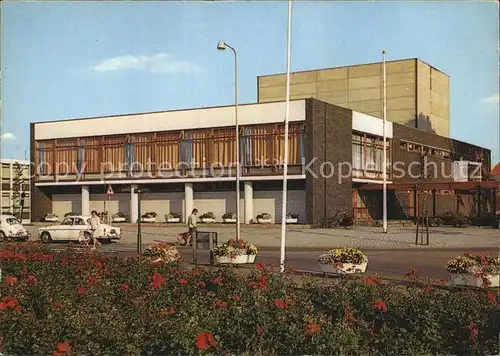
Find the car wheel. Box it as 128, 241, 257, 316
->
100, 238, 112, 245
0, 231, 6, 242
41, 231, 52, 244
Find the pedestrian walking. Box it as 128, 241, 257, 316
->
90, 210, 101, 250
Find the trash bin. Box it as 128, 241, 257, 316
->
193, 231, 218, 265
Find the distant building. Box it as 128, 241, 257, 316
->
491, 163, 500, 181
258, 58, 450, 137
1, 159, 31, 221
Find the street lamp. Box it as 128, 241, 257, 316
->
217, 40, 241, 240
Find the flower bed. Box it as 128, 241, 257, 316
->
446, 252, 500, 287
142, 243, 181, 263
0, 243, 498, 355
318, 248, 368, 274
212, 238, 258, 264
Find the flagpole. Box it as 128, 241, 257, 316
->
280, 0, 292, 273
382, 50, 388, 233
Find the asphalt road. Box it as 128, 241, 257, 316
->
42, 242, 497, 281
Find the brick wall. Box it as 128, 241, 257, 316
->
305, 99, 352, 225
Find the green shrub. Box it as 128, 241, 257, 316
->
0, 243, 498, 355
439, 212, 470, 228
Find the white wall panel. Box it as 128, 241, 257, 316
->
35, 100, 306, 140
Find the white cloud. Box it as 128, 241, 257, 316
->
1, 132, 17, 141
93, 53, 202, 74
482, 93, 500, 104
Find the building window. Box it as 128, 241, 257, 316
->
400, 142, 407, 150
124, 135, 136, 173
352, 132, 391, 179
239, 127, 252, 166
38, 142, 47, 175
299, 131, 305, 162
179, 132, 193, 168
76, 139, 86, 175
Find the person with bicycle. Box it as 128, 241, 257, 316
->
187, 208, 198, 247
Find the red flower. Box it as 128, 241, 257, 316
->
77, 286, 86, 295
486, 291, 497, 304
423, 286, 434, 291
0, 302, 6, 311
27, 275, 37, 283
233, 295, 241, 302
373, 299, 387, 312
86, 277, 97, 285
159, 307, 175, 316
213, 299, 228, 310
272, 298, 287, 309
104, 268, 111, 276
256, 263, 265, 270
149, 272, 166, 289
15, 254, 27, 261
467, 322, 479, 342
179, 279, 188, 285
213, 276, 223, 285
120, 283, 129, 291
256, 327, 263, 336
193, 268, 201, 276
369, 328, 375, 337
305, 322, 321, 335
289, 267, 297, 274
95, 260, 103, 268
195, 332, 216, 350
55, 341, 70, 355
4, 276, 17, 285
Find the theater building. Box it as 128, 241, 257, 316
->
30, 97, 494, 225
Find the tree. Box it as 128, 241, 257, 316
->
12, 161, 26, 220
415, 153, 432, 245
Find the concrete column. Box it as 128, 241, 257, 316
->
130, 184, 138, 223
81, 185, 90, 216
185, 183, 193, 223
244, 181, 253, 224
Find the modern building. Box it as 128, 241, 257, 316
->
30, 98, 494, 225
258, 58, 450, 137
1, 159, 31, 222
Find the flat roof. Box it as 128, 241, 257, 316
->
31, 98, 306, 125
258, 58, 449, 78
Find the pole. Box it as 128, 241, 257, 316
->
382, 49, 388, 234
137, 189, 142, 255
234, 47, 241, 241
280, 0, 292, 273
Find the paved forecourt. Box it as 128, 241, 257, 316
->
25, 224, 499, 250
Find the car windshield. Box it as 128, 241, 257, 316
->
6, 218, 21, 225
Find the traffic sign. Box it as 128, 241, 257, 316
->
105, 184, 114, 195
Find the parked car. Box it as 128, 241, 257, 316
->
0, 214, 30, 242
37, 215, 122, 244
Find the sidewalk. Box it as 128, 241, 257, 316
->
114, 225, 500, 250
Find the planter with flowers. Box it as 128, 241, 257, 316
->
44, 213, 59, 222
446, 253, 499, 287
165, 212, 181, 223
112, 212, 127, 223
256, 213, 272, 224
222, 212, 237, 224
285, 213, 299, 224
142, 243, 181, 264
141, 212, 157, 223
318, 248, 368, 275
200, 212, 216, 224
212, 238, 258, 264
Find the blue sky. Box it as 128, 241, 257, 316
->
1, 1, 499, 163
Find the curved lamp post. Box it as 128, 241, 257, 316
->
217, 40, 240, 240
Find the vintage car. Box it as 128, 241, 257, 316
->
0, 214, 30, 242
37, 215, 122, 244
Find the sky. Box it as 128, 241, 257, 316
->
1, 1, 499, 163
